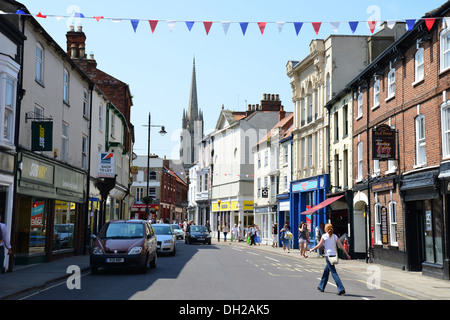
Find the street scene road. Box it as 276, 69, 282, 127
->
16, 240, 409, 301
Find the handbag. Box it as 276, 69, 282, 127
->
328, 255, 339, 265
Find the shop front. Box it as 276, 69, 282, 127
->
401, 169, 445, 279
277, 194, 290, 245
14, 151, 86, 265
211, 199, 253, 237
254, 205, 277, 245
131, 203, 159, 220
290, 174, 329, 249
0, 150, 16, 271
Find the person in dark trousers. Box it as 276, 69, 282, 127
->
309, 223, 350, 295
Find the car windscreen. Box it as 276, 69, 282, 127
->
172, 224, 181, 229
190, 226, 207, 232
152, 225, 173, 235
99, 223, 144, 239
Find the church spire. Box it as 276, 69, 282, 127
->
188, 57, 199, 123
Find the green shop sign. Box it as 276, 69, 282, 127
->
31, 121, 53, 152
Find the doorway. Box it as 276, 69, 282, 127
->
405, 201, 425, 271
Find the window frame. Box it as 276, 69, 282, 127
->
61, 122, 69, 162
357, 141, 363, 181
440, 27, 450, 73
415, 48, 425, 82
82, 135, 88, 170
36, 43, 44, 84
63, 68, 70, 104
387, 68, 395, 98
441, 101, 450, 158
357, 92, 363, 119
415, 114, 426, 166
373, 79, 380, 109
389, 201, 398, 246
83, 88, 89, 118
374, 203, 382, 245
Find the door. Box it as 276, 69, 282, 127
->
406, 201, 425, 271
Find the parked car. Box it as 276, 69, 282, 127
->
185, 225, 211, 244
171, 223, 184, 240
90, 220, 157, 274
152, 224, 177, 256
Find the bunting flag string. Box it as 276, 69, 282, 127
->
2, 10, 443, 36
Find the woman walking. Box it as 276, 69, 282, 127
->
298, 222, 309, 258
279, 224, 292, 253
309, 223, 350, 295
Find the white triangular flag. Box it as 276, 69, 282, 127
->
276, 21, 285, 33
222, 21, 231, 34
167, 20, 176, 32
330, 21, 340, 33
386, 20, 396, 29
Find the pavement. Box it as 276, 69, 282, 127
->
1, 238, 450, 300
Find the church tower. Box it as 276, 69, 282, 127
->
180, 58, 204, 168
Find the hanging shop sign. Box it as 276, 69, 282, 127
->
372, 124, 396, 161
31, 121, 53, 152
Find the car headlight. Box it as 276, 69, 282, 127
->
164, 239, 173, 244
128, 246, 142, 255
92, 246, 103, 255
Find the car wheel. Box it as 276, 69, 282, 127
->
139, 254, 149, 274
170, 245, 176, 256
150, 252, 157, 268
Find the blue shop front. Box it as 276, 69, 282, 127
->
288, 174, 329, 249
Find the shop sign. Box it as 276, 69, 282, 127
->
31, 121, 53, 152
21, 155, 54, 185
372, 179, 395, 192
55, 166, 84, 194
292, 178, 318, 192
372, 124, 396, 161
98, 152, 115, 178
381, 206, 388, 244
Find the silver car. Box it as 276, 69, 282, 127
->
171, 224, 184, 240
152, 224, 177, 256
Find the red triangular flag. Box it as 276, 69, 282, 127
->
425, 18, 435, 31
312, 22, 321, 35
258, 22, 267, 35
93, 16, 104, 22
36, 12, 46, 18
203, 21, 213, 35
149, 20, 158, 33
368, 20, 377, 34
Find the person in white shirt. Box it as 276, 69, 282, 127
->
309, 223, 350, 295
0, 214, 12, 274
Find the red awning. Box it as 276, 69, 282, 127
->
300, 194, 345, 215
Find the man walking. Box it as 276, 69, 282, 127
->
0, 214, 12, 274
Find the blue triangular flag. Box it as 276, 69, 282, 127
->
349, 21, 358, 34
294, 22, 303, 35
240, 22, 249, 35
406, 19, 415, 31
74, 12, 84, 18
185, 21, 195, 31
131, 19, 139, 32
16, 10, 26, 15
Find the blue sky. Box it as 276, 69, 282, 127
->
20, 0, 445, 159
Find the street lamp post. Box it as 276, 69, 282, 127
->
144, 112, 167, 220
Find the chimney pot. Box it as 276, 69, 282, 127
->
69, 25, 75, 32
271, 94, 275, 101
77, 25, 83, 32
276, 94, 280, 101
263, 93, 267, 100
70, 44, 77, 58
248, 104, 251, 111
79, 45, 85, 59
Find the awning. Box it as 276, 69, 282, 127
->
300, 194, 345, 215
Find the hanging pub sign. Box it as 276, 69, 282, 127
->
31, 121, 53, 151
372, 124, 396, 161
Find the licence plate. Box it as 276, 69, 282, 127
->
106, 258, 124, 263
198, 238, 204, 240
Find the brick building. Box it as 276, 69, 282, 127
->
349, 2, 450, 279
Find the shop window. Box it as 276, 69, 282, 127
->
374, 203, 382, 245
424, 200, 443, 265
389, 201, 398, 246
53, 201, 75, 252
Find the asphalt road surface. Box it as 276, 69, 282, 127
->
17, 240, 408, 301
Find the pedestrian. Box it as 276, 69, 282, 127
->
309, 223, 350, 295
222, 223, 229, 242
279, 224, 292, 253
254, 224, 261, 245
0, 214, 12, 274
272, 223, 278, 248
205, 220, 211, 233
315, 222, 325, 257
231, 224, 238, 242
249, 224, 257, 246
238, 221, 243, 242
298, 222, 310, 258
